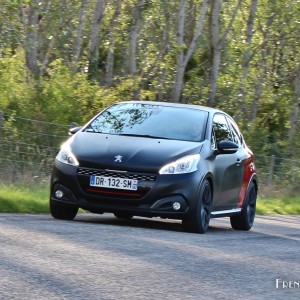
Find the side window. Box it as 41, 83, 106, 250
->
211, 128, 217, 150
212, 114, 233, 144
227, 118, 240, 146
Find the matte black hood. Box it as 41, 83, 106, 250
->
70, 132, 203, 173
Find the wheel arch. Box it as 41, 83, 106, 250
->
252, 174, 258, 192
182, 172, 213, 234
202, 172, 214, 203
238, 173, 258, 208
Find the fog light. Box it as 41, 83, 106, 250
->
55, 189, 64, 199
173, 202, 181, 211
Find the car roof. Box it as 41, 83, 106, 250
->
115, 100, 224, 115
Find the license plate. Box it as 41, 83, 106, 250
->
90, 175, 138, 191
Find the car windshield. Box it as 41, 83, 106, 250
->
84, 103, 208, 142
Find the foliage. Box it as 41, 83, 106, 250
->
40, 60, 100, 124
0, 0, 300, 163
0, 54, 149, 125
0, 49, 37, 116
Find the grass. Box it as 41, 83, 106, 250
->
0, 185, 49, 213
0, 184, 300, 215
256, 196, 300, 215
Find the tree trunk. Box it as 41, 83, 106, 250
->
172, 0, 186, 103
145, 6, 171, 101
105, 0, 122, 87
40, 36, 55, 75
127, 0, 145, 76
172, 0, 209, 103
238, 0, 258, 116
207, 0, 221, 107
242, 0, 258, 72
23, 0, 40, 78
207, 0, 242, 107
88, 0, 106, 81
250, 15, 275, 121
72, 0, 88, 69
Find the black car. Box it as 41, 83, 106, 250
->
50, 101, 258, 233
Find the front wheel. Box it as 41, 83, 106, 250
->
50, 200, 78, 220
182, 179, 212, 234
230, 181, 257, 231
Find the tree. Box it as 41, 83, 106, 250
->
105, 0, 122, 86
1, 0, 300, 164
88, 0, 106, 81
207, 0, 242, 106
289, 62, 300, 144
72, 0, 89, 70
127, 0, 145, 77
172, 0, 209, 103
238, 0, 258, 114
22, 0, 41, 78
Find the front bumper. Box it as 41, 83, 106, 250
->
50, 161, 203, 219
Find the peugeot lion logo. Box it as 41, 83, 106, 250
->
114, 155, 123, 162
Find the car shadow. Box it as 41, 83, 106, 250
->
74, 213, 233, 234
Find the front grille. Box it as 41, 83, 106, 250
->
76, 167, 156, 200
77, 167, 157, 181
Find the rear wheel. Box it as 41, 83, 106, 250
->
230, 181, 257, 231
50, 200, 78, 220
182, 179, 212, 234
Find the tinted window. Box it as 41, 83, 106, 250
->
227, 118, 241, 145
85, 103, 209, 142
213, 114, 232, 143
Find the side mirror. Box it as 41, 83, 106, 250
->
69, 126, 82, 135
217, 140, 239, 154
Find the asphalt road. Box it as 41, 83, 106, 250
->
0, 213, 299, 300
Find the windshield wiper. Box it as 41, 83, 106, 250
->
84, 128, 102, 133
117, 133, 172, 140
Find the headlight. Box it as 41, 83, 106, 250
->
56, 144, 79, 166
159, 154, 200, 175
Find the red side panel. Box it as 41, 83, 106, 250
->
237, 148, 256, 208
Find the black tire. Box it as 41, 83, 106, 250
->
50, 200, 78, 220
182, 179, 212, 234
114, 212, 133, 219
230, 181, 257, 231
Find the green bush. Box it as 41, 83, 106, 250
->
0, 49, 37, 116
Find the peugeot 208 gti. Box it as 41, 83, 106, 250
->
50, 101, 258, 233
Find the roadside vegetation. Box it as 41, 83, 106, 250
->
0, 185, 299, 215
256, 196, 300, 215
1, 1, 300, 197
0, 185, 49, 213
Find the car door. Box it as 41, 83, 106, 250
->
212, 113, 244, 209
